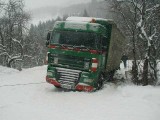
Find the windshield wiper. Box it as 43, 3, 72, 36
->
55, 44, 91, 51
60, 44, 73, 47
74, 45, 90, 51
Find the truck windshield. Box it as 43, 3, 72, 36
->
50, 31, 101, 49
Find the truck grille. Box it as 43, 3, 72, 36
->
56, 68, 81, 89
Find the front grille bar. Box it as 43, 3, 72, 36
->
56, 68, 81, 89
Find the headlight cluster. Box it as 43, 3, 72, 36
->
47, 71, 53, 76
84, 62, 90, 69
54, 57, 58, 64
84, 58, 91, 69
83, 78, 93, 83
50, 54, 59, 65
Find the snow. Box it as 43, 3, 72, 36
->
64, 21, 88, 30
66, 16, 113, 23
66, 17, 94, 22
63, 21, 100, 32
137, 16, 142, 27
157, 62, 160, 85
0, 64, 160, 120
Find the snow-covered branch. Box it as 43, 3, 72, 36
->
0, 52, 9, 57
12, 38, 21, 44
146, 4, 160, 12
23, 55, 33, 58
119, 11, 133, 34
0, 44, 7, 50
130, 0, 142, 14
11, 38, 24, 53
149, 28, 157, 41
12, 38, 24, 48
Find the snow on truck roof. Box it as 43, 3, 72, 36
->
66, 17, 95, 22
66, 16, 114, 24
66, 17, 124, 38
54, 21, 106, 34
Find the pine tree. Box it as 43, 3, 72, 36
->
83, 9, 89, 17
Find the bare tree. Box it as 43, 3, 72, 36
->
108, 0, 160, 85
0, 0, 30, 70
108, 0, 139, 83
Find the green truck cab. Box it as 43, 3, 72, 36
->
45, 17, 125, 91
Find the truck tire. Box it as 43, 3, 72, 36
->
108, 70, 115, 81
97, 73, 105, 90
104, 70, 116, 82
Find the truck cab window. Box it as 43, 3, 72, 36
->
50, 31, 101, 50
95, 35, 101, 50
46, 32, 51, 40
51, 32, 60, 44
102, 36, 107, 45
46, 31, 51, 46
102, 36, 107, 50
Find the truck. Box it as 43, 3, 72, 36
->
45, 17, 125, 92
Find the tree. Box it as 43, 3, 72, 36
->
26, 19, 58, 68
0, 0, 30, 70
62, 14, 69, 21
108, 0, 160, 85
83, 9, 89, 17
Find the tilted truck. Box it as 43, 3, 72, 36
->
45, 17, 125, 92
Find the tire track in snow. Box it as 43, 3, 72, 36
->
0, 82, 47, 88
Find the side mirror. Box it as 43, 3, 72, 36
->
46, 32, 51, 47
46, 41, 49, 47
46, 32, 51, 41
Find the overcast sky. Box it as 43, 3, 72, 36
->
24, 0, 91, 10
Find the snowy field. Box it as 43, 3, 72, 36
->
0, 65, 160, 120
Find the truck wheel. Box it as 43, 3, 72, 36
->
97, 73, 105, 90
108, 70, 115, 81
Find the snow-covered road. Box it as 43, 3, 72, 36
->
0, 66, 160, 120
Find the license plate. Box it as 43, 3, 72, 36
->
61, 84, 72, 89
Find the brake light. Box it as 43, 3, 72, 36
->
91, 58, 98, 72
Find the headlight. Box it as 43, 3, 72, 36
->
47, 71, 53, 76
83, 78, 93, 83
84, 62, 90, 69
54, 57, 58, 64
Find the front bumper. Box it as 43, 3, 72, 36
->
46, 76, 60, 87
46, 67, 98, 92
46, 76, 95, 92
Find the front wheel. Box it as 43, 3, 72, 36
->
96, 73, 105, 90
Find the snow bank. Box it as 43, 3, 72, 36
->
0, 66, 19, 75
0, 65, 160, 120
0, 65, 47, 87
